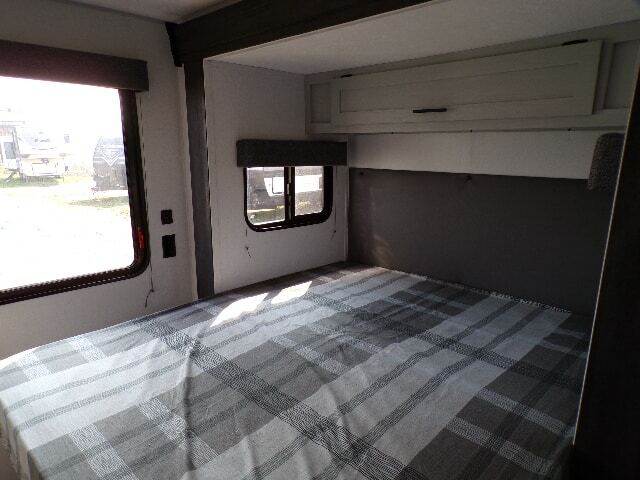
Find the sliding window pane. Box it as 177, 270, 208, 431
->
0, 76, 133, 291
246, 167, 285, 225
294, 166, 324, 216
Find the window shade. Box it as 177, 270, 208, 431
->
237, 139, 347, 167
0, 39, 149, 91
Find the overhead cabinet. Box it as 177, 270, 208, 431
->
330, 41, 602, 127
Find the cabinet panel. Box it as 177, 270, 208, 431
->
331, 41, 602, 126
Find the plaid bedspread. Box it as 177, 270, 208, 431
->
0, 263, 589, 480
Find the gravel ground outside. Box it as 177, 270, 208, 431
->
0, 174, 134, 291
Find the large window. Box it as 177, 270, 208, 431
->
245, 166, 332, 230
0, 75, 148, 304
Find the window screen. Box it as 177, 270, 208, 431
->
246, 167, 286, 225
245, 166, 332, 231
0, 75, 147, 304
294, 166, 324, 216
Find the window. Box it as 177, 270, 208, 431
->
0, 75, 148, 304
245, 166, 332, 230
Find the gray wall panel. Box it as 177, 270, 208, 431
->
348, 168, 613, 315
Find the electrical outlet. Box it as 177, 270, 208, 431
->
161, 209, 173, 225
162, 234, 176, 258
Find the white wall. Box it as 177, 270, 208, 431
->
205, 61, 347, 292
0, 0, 194, 360
348, 130, 622, 178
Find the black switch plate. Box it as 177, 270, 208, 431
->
162, 234, 176, 258
160, 209, 173, 225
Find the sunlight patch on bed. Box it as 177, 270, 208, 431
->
210, 293, 268, 327
271, 281, 312, 304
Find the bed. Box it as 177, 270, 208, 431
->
0, 263, 589, 480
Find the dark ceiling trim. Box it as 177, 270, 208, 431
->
0, 39, 148, 91
166, 0, 433, 66
572, 67, 640, 478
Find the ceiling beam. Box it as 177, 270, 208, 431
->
166, 0, 433, 66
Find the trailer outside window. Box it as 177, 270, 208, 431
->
245, 166, 332, 230
0, 75, 148, 305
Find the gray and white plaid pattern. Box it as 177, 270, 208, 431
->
0, 263, 589, 480
69, 424, 138, 480
138, 399, 217, 468
14, 352, 51, 380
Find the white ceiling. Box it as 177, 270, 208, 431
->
59, 0, 237, 23
214, 0, 640, 74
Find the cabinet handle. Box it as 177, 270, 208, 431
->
412, 107, 448, 113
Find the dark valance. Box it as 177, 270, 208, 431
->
237, 139, 347, 167
0, 39, 149, 91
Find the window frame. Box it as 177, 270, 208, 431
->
0, 89, 150, 305
244, 165, 333, 232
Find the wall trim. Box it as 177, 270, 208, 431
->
572, 67, 640, 478
184, 61, 215, 298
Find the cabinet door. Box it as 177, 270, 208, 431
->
330, 41, 602, 126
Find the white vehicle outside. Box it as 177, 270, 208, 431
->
14, 129, 67, 178
1, 133, 66, 179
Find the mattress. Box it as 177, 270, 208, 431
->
0, 263, 590, 480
